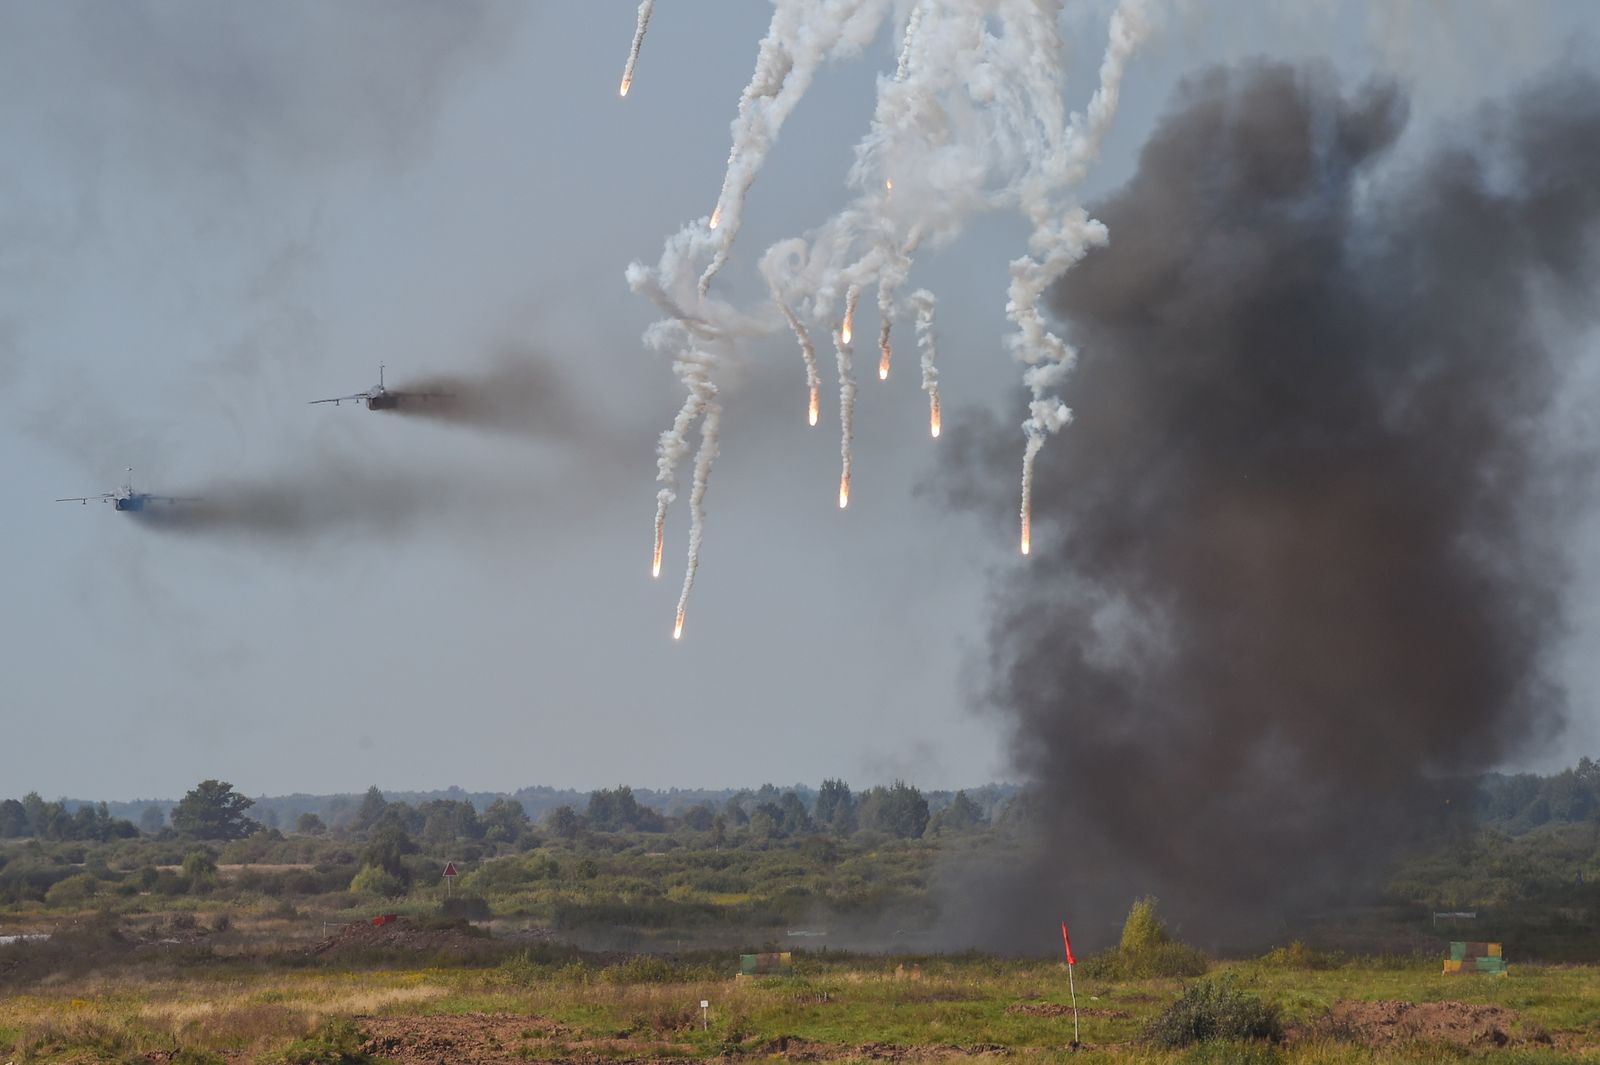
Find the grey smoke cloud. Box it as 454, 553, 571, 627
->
942, 61, 1600, 949
381, 347, 584, 444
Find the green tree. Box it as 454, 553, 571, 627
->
481, 798, 530, 844
858, 781, 929, 839
545, 805, 580, 840
296, 812, 327, 835
816, 779, 856, 834
0, 799, 29, 838
680, 803, 716, 831
182, 849, 219, 891
138, 805, 166, 835
354, 786, 388, 832
362, 824, 418, 884
170, 780, 257, 841
1121, 895, 1170, 952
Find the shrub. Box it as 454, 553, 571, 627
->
440, 894, 491, 921
348, 865, 405, 898
1121, 895, 1169, 952
1258, 941, 1343, 970
599, 954, 720, 985
44, 873, 99, 907
271, 1019, 379, 1065
1144, 978, 1283, 1049
1080, 896, 1209, 979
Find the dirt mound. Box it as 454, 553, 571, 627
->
359, 1013, 688, 1065
761, 1035, 1008, 1061
306, 917, 491, 958
1006, 1003, 1126, 1018
1297, 1000, 1518, 1047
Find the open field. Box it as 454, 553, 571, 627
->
4, 941, 1600, 1065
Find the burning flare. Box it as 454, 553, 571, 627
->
1019, 511, 1031, 556
619, 0, 654, 100
930, 395, 941, 438
673, 607, 685, 640
878, 321, 892, 380
651, 523, 664, 578
709, 205, 721, 230
808, 384, 819, 426
838, 472, 850, 509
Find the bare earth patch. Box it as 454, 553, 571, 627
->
1006, 1003, 1126, 1019
1295, 999, 1518, 1048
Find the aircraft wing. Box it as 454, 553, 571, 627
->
309, 391, 372, 405
55, 493, 115, 503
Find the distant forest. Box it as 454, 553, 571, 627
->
4, 760, 1596, 843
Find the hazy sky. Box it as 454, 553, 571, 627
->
4, 1, 1598, 801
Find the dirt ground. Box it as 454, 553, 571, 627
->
354, 1015, 1014, 1065
306, 917, 494, 958
1005, 1003, 1127, 1019
1292, 999, 1525, 1048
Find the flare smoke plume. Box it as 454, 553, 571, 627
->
634, 1, 1152, 635
945, 63, 1600, 949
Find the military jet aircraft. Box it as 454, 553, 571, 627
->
309, 364, 450, 410
56, 469, 198, 512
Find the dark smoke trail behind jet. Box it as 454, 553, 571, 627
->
382, 348, 581, 443
942, 62, 1600, 951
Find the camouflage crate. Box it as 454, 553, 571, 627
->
739, 952, 793, 976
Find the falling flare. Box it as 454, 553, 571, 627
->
930, 395, 941, 438
673, 608, 685, 640
619, 0, 654, 101
841, 285, 859, 346
808, 384, 819, 426
885, 178, 893, 191
651, 523, 664, 578
878, 320, 892, 380
1020, 522, 1031, 556
709, 205, 721, 230
838, 473, 850, 509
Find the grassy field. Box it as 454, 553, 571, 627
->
4, 945, 1599, 1065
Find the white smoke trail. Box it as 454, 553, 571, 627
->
619, 0, 656, 98
699, 0, 894, 295
629, 225, 771, 627
632, 1, 1157, 632
1012, 0, 1156, 554
911, 288, 941, 438
673, 394, 721, 639
764, 248, 823, 427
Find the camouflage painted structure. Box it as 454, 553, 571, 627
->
739, 952, 793, 976
1444, 942, 1506, 975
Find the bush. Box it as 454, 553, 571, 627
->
271, 1019, 379, 1065
44, 873, 99, 907
440, 894, 491, 921
348, 865, 405, 898
1144, 978, 1283, 1049
1080, 897, 1208, 979
1258, 941, 1343, 970
599, 954, 720, 985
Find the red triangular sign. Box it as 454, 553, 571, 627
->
443, 862, 458, 877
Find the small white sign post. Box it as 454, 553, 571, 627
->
700, 1000, 709, 1031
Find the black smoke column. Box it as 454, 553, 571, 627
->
948, 62, 1600, 949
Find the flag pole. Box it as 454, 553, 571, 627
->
1061, 920, 1080, 1046
1068, 957, 1079, 1044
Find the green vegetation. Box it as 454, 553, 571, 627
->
1081, 898, 1209, 980
1143, 977, 1283, 1048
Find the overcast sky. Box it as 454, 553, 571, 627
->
3, 1, 1598, 801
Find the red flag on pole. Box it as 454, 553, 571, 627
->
1061, 921, 1077, 966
